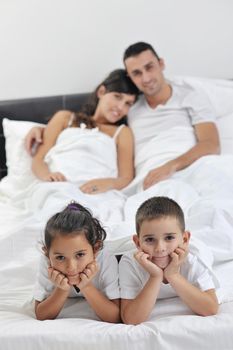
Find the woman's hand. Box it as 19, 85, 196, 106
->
25, 126, 45, 155
48, 267, 71, 292
42, 172, 67, 182
80, 178, 115, 194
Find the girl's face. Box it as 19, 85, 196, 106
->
48, 232, 97, 285
133, 217, 190, 269
94, 87, 136, 124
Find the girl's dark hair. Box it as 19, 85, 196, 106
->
44, 202, 107, 251
136, 196, 185, 234
73, 69, 139, 128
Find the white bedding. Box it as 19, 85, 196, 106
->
1, 76, 233, 349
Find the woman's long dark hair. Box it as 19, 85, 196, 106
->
73, 69, 139, 128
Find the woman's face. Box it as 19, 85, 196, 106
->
48, 232, 97, 285
96, 89, 136, 124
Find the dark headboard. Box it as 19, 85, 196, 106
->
0, 93, 90, 179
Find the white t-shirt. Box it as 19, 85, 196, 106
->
34, 248, 120, 301
119, 250, 217, 300
127, 80, 216, 157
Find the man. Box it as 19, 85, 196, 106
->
25, 42, 220, 191
123, 42, 220, 190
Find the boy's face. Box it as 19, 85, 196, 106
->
133, 217, 190, 269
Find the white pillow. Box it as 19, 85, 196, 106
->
2, 118, 45, 177
169, 76, 233, 154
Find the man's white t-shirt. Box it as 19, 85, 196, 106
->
119, 250, 217, 300
127, 80, 216, 156
34, 248, 120, 301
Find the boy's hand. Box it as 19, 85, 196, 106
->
164, 245, 189, 280
76, 261, 99, 291
48, 267, 71, 292
134, 251, 163, 279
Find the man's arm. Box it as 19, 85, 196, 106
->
25, 126, 45, 155
143, 122, 220, 189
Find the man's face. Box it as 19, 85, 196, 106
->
134, 217, 190, 269
124, 49, 166, 98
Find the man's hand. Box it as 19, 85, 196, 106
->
48, 267, 71, 292
43, 172, 67, 182
76, 261, 99, 291
164, 245, 189, 280
25, 126, 45, 155
134, 251, 163, 279
143, 162, 176, 190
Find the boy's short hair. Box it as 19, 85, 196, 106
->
135, 196, 185, 234
123, 42, 160, 62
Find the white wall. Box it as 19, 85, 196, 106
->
0, 0, 233, 100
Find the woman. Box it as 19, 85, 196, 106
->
29, 69, 139, 194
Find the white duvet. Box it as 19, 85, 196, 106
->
1, 76, 233, 349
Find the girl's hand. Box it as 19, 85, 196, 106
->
48, 267, 71, 292
134, 251, 163, 279
76, 261, 99, 290
80, 179, 115, 194
43, 172, 67, 182
164, 245, 189, 280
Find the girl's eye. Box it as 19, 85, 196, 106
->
145, 237, 154, 243
114, 93, 122, 100
56, 255, 65, 261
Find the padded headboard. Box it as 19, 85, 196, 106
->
0, 93, 90, 179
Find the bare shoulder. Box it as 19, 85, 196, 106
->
49, 110, 73, 127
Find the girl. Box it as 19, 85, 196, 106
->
34, 201, 120, 322
30, 69, 139, 194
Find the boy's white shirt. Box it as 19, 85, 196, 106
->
34, 248, 120, 302
119, 238, 221, 302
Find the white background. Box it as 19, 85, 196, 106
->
0, 0, 232, 99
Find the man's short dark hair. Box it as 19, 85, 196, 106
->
123, 42, 160, 62
135, 196, 185, 234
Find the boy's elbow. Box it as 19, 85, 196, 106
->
198, 303, 219, 317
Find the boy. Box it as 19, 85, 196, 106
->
119, 196, 219, 325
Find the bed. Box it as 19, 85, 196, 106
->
0, 76, 233, 350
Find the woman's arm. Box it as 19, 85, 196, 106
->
31, 110, 71, 181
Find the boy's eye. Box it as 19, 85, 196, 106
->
76, 252, 85, 258
165, 235, 175, 241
